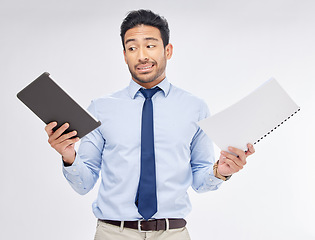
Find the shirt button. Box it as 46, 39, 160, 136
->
73, 169, 77, 172
209, 178, 213, 182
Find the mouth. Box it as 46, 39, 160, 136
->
136, 63, 155, 73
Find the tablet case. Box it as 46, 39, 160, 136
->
17, 72, 101, 138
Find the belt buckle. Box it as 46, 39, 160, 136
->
138, 219, 153, 233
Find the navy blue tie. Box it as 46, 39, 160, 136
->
136, 87, 160, 220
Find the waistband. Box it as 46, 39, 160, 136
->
99, 218, 186, 232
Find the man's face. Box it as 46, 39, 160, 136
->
123, 25, 173, 89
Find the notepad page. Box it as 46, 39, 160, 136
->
198, 78, 300, 153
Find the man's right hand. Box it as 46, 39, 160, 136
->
45, 122, 80, 165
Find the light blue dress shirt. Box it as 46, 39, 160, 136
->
63, 78, 223, 221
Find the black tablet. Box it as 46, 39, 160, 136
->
17, 72, 101, 138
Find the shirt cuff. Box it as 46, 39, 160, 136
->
195, 167, 224, 193
207, 166, 224, 185
62, 154, 82, 176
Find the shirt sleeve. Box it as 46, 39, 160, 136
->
62, 100, 104, 195
190, 100, 224, 193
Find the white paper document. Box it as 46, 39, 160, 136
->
198, 78, 300, 152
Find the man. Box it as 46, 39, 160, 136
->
45, 9, 255, 240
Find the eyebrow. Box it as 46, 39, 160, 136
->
125, 37, 159, 45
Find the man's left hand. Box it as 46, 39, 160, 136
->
217, 143, 255, 177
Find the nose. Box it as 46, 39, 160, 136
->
138, 47, 149, 62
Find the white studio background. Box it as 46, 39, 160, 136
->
1, 0, 314, 239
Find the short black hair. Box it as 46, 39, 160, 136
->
120, 9, 170, 50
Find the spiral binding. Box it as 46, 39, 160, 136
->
253, 108, 301, 145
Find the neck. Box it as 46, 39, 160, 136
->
133, 76, 166, 89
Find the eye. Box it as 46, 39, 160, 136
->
128, 47, 136, 51
147, 45, 155, 49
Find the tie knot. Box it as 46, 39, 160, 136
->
140, 87, 160, 99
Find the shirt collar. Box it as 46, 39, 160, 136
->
128, 77, 171, 99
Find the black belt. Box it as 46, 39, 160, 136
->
100, 218, 186, 232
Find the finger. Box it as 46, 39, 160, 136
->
54, 130, 78, 145
56, 137, 80, 152
245, 143, 255, 157
221, 157, 242, 172
45, 122, 57, 136
228, 146, 246, 161
60, 137, 80, 148
50, 123, 70, 142
221, 150, 245, 167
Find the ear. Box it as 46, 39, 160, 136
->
123, 50, 127, 64
165, 43, 173, 60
